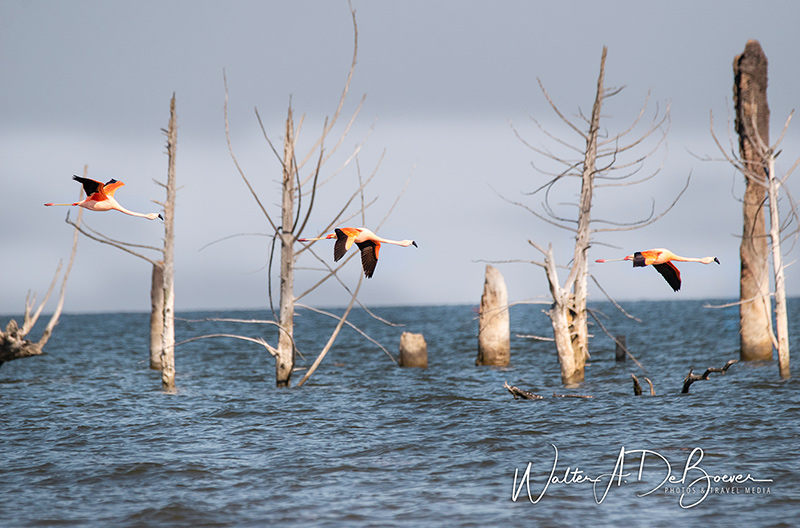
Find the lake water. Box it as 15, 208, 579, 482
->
2, 300, 799, 527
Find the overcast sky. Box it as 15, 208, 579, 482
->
2, 0, 799, 315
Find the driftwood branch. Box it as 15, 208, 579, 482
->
503, 381, 544, 400
631, 373, 655, 396
503, 382, 592, 400
681, 359, 738, 394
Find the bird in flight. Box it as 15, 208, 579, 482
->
595, 248, 719, 292
298, 227, 417, 278
45, 175, 163, 220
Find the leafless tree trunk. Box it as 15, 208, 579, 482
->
505, 47, 677, 386
220, 3, 408, 387
159, 93, 178, 390
709, 41, 798, 380
275, 108, 296, 387
734, 40, 773, 361
766, 152, 791, 378
67, 96, 178, 389
567, 46, 605, 369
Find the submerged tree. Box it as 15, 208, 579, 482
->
67, 94, 179, 389
1, 177, 82, 366
220, 4, 406, 387
709, 40, 798, 379
507, 47, 680, 386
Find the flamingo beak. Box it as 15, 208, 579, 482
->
714, 257, 720, 264
412, 241, 418, 248
158, 213, 164, 221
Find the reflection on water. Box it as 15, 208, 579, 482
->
1, 300, 798, 527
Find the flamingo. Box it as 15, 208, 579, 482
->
298, 227, 417, 278
45, 175, 163, 220
595, 248, 719, 292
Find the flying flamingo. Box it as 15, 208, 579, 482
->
298, 227, 417, 278
45, 175, 163, 220
595, 248, 719, 292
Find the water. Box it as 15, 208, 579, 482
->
2, 300, 799, 527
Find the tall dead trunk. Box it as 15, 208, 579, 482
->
569, 46, 606, 368
545, 47, 608, 384
160, 94, 177, 390
766, 154, 791, 378
477, 264, 510, 366
734, 40, 772, 361
275, 107, 296, 387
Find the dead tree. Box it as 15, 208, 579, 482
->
1, 183, 82, 366
67, 95, 178, 389
709, 42, 798, 379
734, 40, 773, 362
506, 47, 679, 386
220, 4, 407, 387
158, 94, 178, 390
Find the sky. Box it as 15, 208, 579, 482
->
2, 0, 800, 315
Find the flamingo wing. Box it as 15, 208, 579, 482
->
73, 175, 105, 199
653, 262, 681, 292
633, 249, 665, 267
356, 240, 379, 278
333, 228, 357, 262
103, 179, 125, 197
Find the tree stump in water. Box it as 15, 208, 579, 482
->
615, 335, 626, 362
0, 320, 44, 366
476, 265, 510, 366
734, 40, 773, 362
399, 331, 427, 368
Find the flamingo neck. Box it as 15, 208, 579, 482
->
113, 203, 150, 218
670, 255, 701, 263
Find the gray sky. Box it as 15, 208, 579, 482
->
2, 0, 799, 314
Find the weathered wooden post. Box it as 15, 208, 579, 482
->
615, 335, 626, 362
477, 264, 510, 366
734, 40, 773, 362
399, 331, 427, 368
